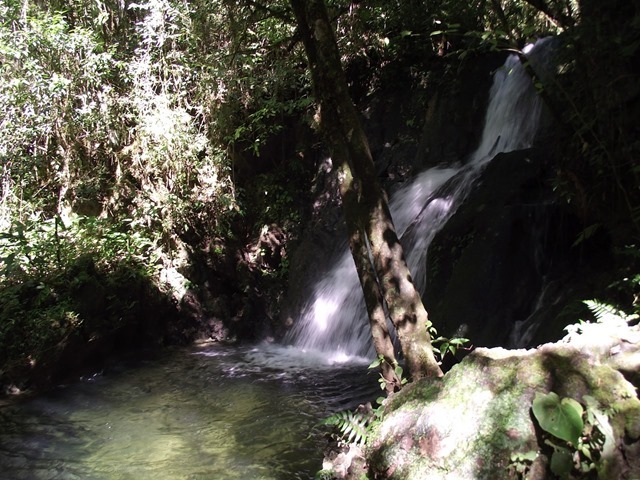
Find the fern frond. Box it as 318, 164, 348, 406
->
584, 299, 637, 323
584, 299, 618, 320
572, 223, 601, 247
320, 409, 373, 446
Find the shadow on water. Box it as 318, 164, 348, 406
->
0, 343, 379, 480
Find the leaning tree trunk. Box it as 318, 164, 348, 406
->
338, 161, 401, 392
289, 0, 443, 380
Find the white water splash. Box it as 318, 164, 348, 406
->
286, 38, 555, 357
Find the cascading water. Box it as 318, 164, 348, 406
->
286, 38, 556, 358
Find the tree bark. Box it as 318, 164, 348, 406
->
338, 161, 401, 392
289, 0, 443, 380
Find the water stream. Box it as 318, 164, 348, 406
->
0, 344, 377, 479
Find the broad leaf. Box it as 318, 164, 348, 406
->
532, 392, 584, 444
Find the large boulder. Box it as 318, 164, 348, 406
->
365, 318, 640, 480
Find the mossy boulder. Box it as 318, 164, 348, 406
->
366, 319, 640, 479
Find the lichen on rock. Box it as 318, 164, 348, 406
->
364, 319, 640, 480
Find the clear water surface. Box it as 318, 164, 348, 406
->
0, 343, 377, 480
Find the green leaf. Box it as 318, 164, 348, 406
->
550, 448, 574, 478
368, 355, 383, 369
581, 444, 592, 460
511, 450, 537, 462
1, 253, 17, 266
572, 223, 600, 247
532, 392, 584, 445
583, 397, 616, 463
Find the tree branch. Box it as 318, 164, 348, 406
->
522, 0, 574, 28
240, 0, 292, 22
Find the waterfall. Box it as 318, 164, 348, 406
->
285, 38, 555, 358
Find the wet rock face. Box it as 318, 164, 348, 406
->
281, 53, 501, 336
367, 320, 640, 480
424, 148, 606, 348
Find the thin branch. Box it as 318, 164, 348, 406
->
522, 0, 574, 28
240, 0, 292, 22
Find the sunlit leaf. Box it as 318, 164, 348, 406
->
532, 392, 584, 445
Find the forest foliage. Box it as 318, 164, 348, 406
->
0, 0, 639, 386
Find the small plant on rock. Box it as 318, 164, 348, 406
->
320, 405, 378, 447
368, 354, 407, 392
530, 391, 615, 479
426, 320, 471, 365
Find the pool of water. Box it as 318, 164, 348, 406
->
0, 343, 378, 479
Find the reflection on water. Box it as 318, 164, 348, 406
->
0, 344, 378, 479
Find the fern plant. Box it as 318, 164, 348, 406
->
320, 405, 381, 447
583, 299, 638, 324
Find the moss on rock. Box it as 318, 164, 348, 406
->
367, 321, 640, 479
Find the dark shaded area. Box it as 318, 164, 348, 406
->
0, 254, 195, 394
175, 115, 322, 346
424, 148, 612, 347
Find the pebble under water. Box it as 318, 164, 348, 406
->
0, 343, 378, 479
